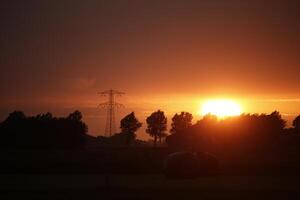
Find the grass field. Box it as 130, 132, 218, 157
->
1, 174, 300, 199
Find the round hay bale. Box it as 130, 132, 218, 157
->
196, 152, 219, 176
164, 151, 219, 179
164, 151, 199, 179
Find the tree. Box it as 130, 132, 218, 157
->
170, 112, 193, 134
67, 110, 83, 121
0, 110, 88, 149
269, 111, 286, 131
293, 115, 300, 131
197, 114, 218, 127
146, 110, 167, 146
120, 112, 142, 145
4, 111, 26, 123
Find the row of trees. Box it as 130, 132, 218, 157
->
118, 110, 300, 148
110, 111, 168, 146
2, 109, 300, 149
117, 111, 197, 145
0, 110, 87, 149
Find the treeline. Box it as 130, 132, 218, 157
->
1, 109, 300, 150
0, 110, 87, 149
111, 111, 300, 151
167, 111, 288, 152
1, 109, 300, 174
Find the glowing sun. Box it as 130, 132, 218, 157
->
200, 99, 242, 118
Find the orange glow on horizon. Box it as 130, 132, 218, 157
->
200, 99, 242, 118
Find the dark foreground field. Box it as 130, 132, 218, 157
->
1, 144, 300, 199
1, 174, 300, 200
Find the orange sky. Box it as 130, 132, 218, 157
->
0, 1, 299, 139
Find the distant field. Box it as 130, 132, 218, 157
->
1, 174, 300, 199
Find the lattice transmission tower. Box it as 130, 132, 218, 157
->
98, 89, 124, 137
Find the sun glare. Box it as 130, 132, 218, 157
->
200, 99, 242, 118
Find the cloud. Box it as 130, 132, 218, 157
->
266, 99, 300, 102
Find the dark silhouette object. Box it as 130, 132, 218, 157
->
165, 130, 194, 151
0, 110, 87, 149
164, 151, 219, 179
120, 112, 142, 145
97, 134, 148, 146
293, 115, 300, 132
36, 112, 53, 121
196, 152, 219, 176
166, 112, 193, 150
196, 114, 218, 127
146, 110, 167, 146
268, 111, 286, 133
67, 110, 83, 121
4, 111, 26, 121
170, 112, 193, 134
167, 111, 287, 152
105, 132, 128, 145
98, 89, 124, 137
164, 152, 199, 179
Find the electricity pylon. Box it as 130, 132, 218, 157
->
98, 89, 124, 137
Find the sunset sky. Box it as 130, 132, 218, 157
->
1, 0, 299, 139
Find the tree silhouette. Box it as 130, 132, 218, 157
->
36, 112, 53, 121
268, 111, 286, 132
67, 110, 83, 121
0, 110, 88, 149
166, 111, 288, 152
146, 110, 167, 146
170, 112, 193, 134
293, 115, 300, 132
196, 114, 218, 127
120, 112, 142, 145
4, 111, 26, 122
166, 112, 194, 151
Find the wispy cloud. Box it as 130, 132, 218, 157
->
258, 99, 300, 102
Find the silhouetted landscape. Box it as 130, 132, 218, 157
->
1, 0, 300, 199
2, 109, 300, 173
1, 110, 300, 198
